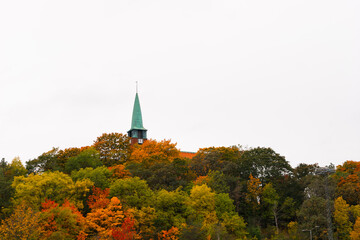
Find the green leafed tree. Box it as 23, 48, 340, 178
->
110, 177, 154, 209
64, 148, 102, 174
236, 147, 292, 183
154, 189, 188, 230
261, 183, 280, 231
215, 193, 236, 220
297, 197, 328, 239
71, 166, 112, 189
0, 159, 13, 218
26, 147, 60, 173
7, 157, 27, 177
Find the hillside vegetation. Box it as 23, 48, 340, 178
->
1, 132, 359, 239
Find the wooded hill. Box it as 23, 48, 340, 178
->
1, 132, 359, 240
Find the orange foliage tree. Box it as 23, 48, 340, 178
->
158, 226, 180, 240
87, 187, 111, 210
246, 174, 263, 210
193, 175, 209, 186
334, 161, 360, 205
93, 133, 130, 166
40, 199, 87, 240
85, 196, 138, 239
350, 217, 360, 240
111, 217, 137, 240
129, 139, 180, 167
109, 164, 131, 180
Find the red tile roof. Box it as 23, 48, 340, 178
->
180, 151, 196, 159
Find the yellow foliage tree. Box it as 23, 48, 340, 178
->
350, 217, 360, 240
187, 184, 218, 235
334, 196, 352, 240
188, 184, 216, 216
6, 157, 27, 177
12, 171, 93, 210
246, 174, 262, 209
287, 221, 298, 240
129, 206, 157, 239
0, 202, 41, 240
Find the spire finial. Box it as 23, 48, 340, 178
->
136, 81, 138, 93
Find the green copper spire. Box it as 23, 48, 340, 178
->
130, 93, 146, 131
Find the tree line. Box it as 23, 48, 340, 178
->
0, 132, 359, 239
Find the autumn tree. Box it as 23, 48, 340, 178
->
86, 188, 137, 238
287, 221, 299, 240
109, 164, 131, 180
0, 202, 41, 240
350, 217, 360, 240
6, 157, 27, 177
334, 196, 352, 240
129, 206, 157, 239
158, 226, 180, 240
244, 174, 263, 233
334, 161, 360, 205
40, 199, 87, 239
221, 214, 248, 239
246, 174, 262, 211
87, 187, 111, 210
93, 132, 130, 166
85, 197, 136, 239
111, 217, 137, 240
129, 139, 180, 167
187, 184, 218, 234
12, 171, 93, 210
188, 184, 216, 218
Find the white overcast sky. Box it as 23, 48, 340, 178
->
0, 0, 359, 168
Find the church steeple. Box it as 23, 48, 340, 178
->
128, 86, 147, 145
